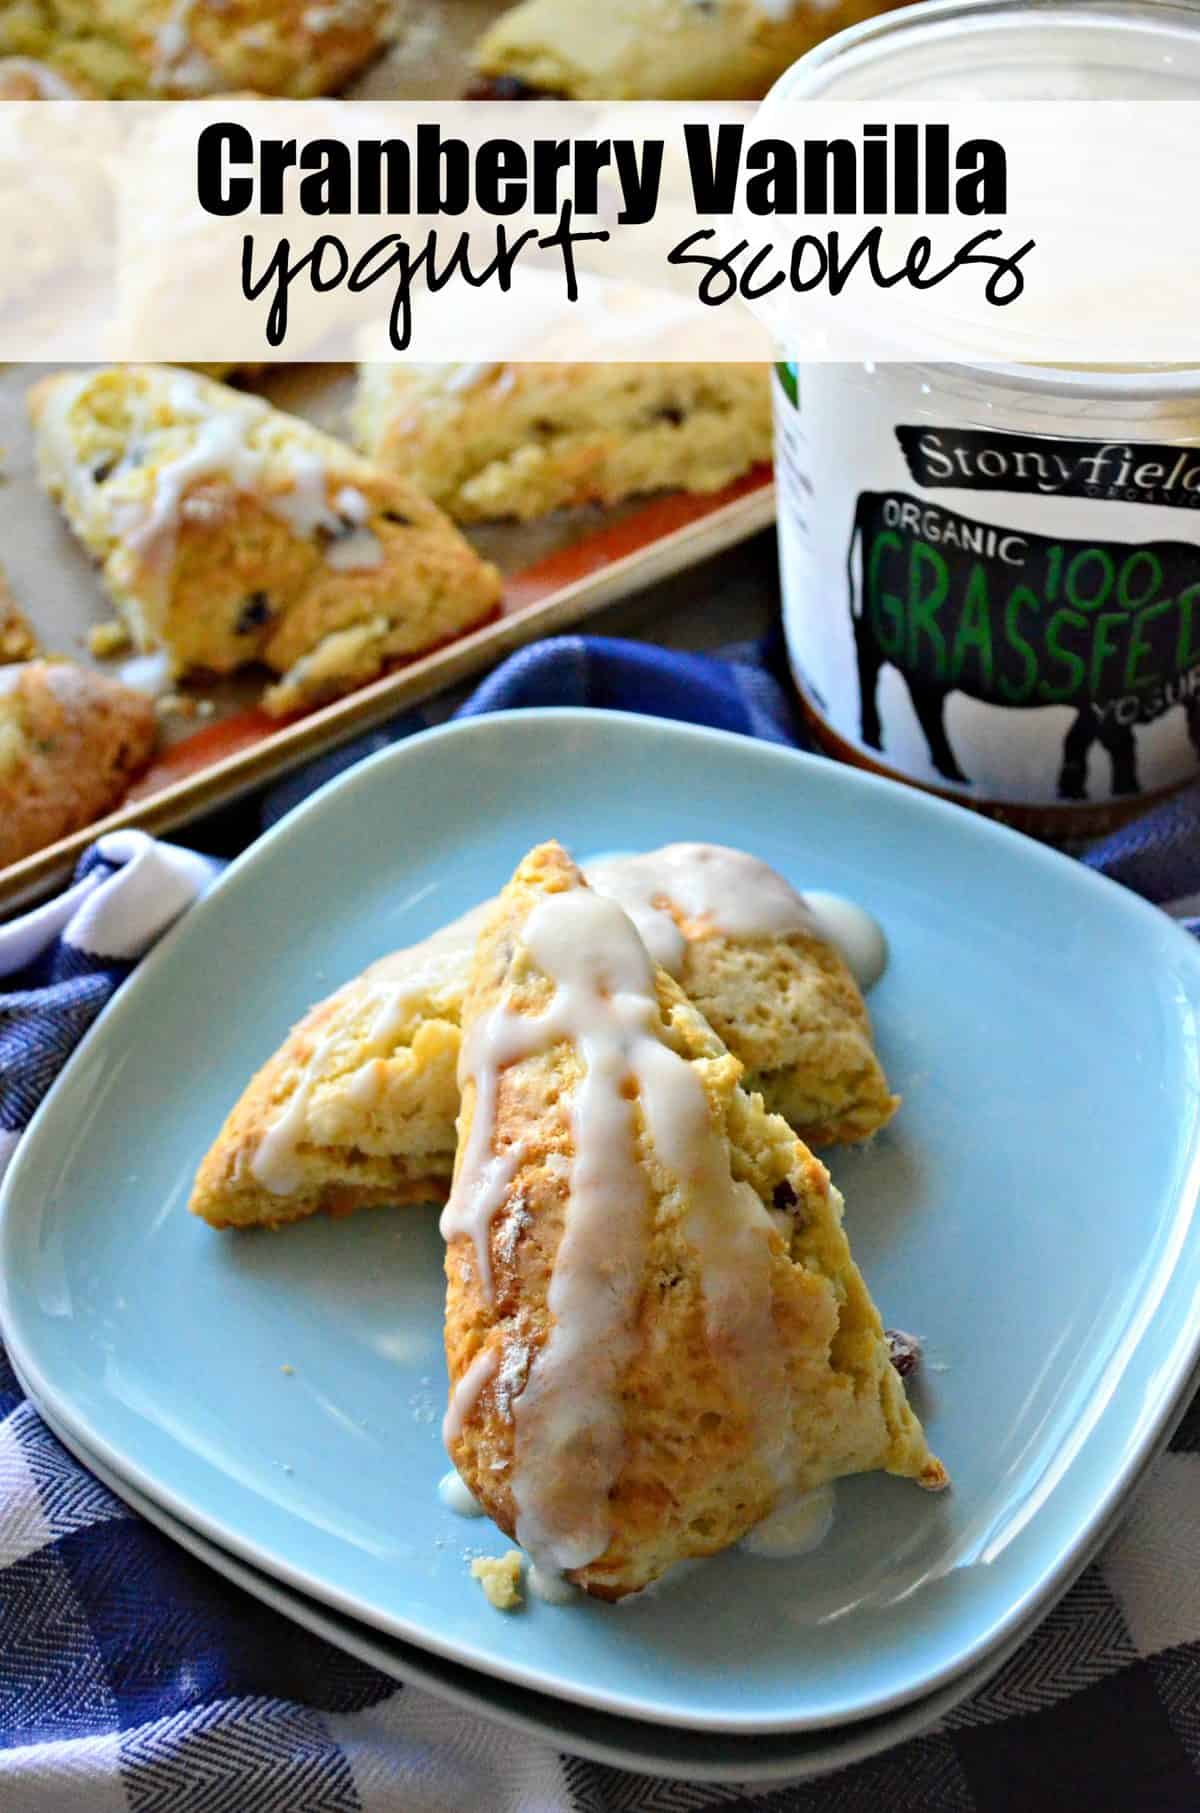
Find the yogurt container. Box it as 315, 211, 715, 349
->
770, 0, 1200, 835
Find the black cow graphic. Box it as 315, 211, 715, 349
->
846, 491, 1200, 800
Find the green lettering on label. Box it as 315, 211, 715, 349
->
1123, 596, 1174, 690
866, 530, 904, 659
950, 565, 994, 688
1117, 549, 1162, 612
906, 541, 948, 682
1065, 547, 1115, 613
1176, 584, 1200, 671
1088, 612, 1127, 694
999, 586, 1040, 702
1039, 608, 1088, 701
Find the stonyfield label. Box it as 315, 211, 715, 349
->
848, 490, 1200, 797
894, 426, 1200, 511
774, 365, 1200, 809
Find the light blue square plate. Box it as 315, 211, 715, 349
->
4, 709, 1200, 1736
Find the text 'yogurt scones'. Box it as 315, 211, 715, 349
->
441, 842, 944, 1599
0, 0, 390, 97
30, 366, 502, 717
351, 364, 772, 523
0, 659, 156, 865
188, 844, 897, 1231
469, 0, 903, 99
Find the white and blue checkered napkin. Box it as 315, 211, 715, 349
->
3, 635, 1200, 1812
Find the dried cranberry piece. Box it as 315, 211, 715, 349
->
235, 592, 273, 634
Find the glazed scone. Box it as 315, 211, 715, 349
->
587, 845, 897, 1144
0, 0, 389, 97
0, 660, 156, 865
188, 907, 489, 1230
351, 363, 772, 523
188, 845, 895, 1232
469, 0, 904, 99
442, 843, 944, 1601
30, 367, 502, 717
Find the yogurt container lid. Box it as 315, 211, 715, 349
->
766, 0, 1200, 103
758, 0, 1200, 389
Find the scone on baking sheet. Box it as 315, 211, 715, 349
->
188, 908, 489, 1230
586, 845, 898, 1145
0, 661, 156, 866
0, 0, 389, 97
469, 0, 903, 99
442, 842, 944, 1602
189, 843, 894, 1233
350, 363, 772, 524
29, 366, 502, 718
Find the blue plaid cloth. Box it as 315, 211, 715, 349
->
3, 635, 1200, 1812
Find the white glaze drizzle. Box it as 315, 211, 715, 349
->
442, 886, 794, 1577
527, 1564, 577, 1604
442, 1344, 498, 1447
587, 847, 888, 991
0, 58, 81, 98
71, 374, 382, 572
324, 528, 384, 571
250, 1031, 342, 1195
586, 843, 818, 964
738, 1484, 835, 1557
802, 893, 888, 991
247, 907, 490, 1197
444, 362, 501, 394
438, 1469, 484, 1517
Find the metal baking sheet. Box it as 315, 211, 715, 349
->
0, 360, 775, 912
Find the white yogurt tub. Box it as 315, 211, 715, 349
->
769, 0, 1200, 835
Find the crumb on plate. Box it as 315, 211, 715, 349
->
471, 1551, 524, 1611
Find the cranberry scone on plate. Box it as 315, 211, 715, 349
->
441, 842, 944, 1600
350, 363, 772, 523
188, 843, 896, 1233
30, 366, 502, 717
469, 0, 904, 99
0, 0, 390, 97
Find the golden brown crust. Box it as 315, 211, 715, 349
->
0, 0, 388, 98
351, 363, 772, 523
0, 660, 156, 865
444, 842, 944, 1600
472, 0, 904, 100
187, 910, 487, 1229
674, 923, 897, 1145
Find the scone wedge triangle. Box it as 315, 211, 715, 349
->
189, 844, 895, 1232
189, 909, 488, 1229
29, 366, 502, 716
442, 842, 945, 1601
